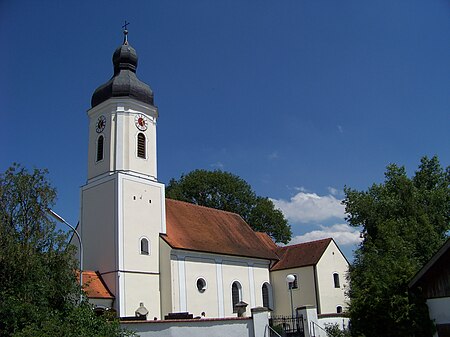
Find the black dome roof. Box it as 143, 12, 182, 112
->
91, 32, 154, 108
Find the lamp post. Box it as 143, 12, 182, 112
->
47, 209, 83, 303
286, 274, 295, 318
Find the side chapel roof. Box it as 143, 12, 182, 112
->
161, 199, 279, 261
80, 271, 114, 299
270, 238, 333, 271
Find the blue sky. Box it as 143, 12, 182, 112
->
1, 1, 449, 260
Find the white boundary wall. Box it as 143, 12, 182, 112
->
121, 307, 269, 337
123, 318, 253, 337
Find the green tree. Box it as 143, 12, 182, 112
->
0, 164, 133, 337
325, 323, 351, 337
166, 169, 291, 243
343, 156, 449, 337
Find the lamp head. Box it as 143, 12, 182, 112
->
286, 274, 295, 283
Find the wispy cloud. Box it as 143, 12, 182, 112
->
268, 152, 279, 160
289, 223, 362, 246
327, 186, 338, 195
337, 125, 343, 133
210, 162, 224, 170
271, 192, 345, 223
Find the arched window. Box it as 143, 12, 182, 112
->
333, 273, 340, 288
140, 238, 149, 255
137, 133, 146, 159
232, 281, 242, 313
96, 135, 104, 162
262, 282, 273, 310
337, 306, 343, 314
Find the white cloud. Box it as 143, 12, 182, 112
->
271, 192, 345, 223
210, 162, 224, 170
337, 125, 343, 133
295, 186, 308, 192
327, 186, 338, 195
268, 152, 278, 160
289, 224, 362, 246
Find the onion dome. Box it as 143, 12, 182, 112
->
91, 29, 154, 108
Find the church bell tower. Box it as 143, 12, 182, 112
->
80, 28, 166, 318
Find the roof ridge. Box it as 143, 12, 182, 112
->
280, 237, 332, 250
166, 198, 244, 217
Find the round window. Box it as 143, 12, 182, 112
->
197, 278, 207, 293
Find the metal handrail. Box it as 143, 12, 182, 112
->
265, 324, 282, 337
310, 320, 340, 337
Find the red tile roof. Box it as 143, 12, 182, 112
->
271, 238, 332, 271
80, 271, 114, 299
255, 232, 278, 251
162, 199, 279, 260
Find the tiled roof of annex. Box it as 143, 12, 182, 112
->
270, 238, 332, 271
80, 271, 114, 299
161, 199, 279, 261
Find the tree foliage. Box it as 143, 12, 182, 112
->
0, 164, 133, 337
166, 169, 291, 243
343, 156, 449, 337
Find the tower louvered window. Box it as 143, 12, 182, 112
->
137, 133, 146, 158
96, 135, 104, 162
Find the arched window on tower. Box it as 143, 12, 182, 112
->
232, 281, 242, 313
96, 135, 104, 162
140, 238, 149, 255
137, 133, 146, 159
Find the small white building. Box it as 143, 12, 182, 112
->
75, 31, 349, 322
269, 238, 349, 317
409, 239, 450, 337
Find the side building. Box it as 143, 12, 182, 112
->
269, 238, 349, 317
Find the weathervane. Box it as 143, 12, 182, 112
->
122, 20, 130, 45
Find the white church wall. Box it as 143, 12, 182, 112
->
121, 273, 161, 319
81, 177, 116, 276
168, 249, 271, 319
315, 241, 349, 314
119, 175, 164, 318
121, 176, 164, 273
170, 253, 181, 314
159, 239, 173, 318
185, 255, 220, 318
222, 259, 252, 316
253, 264, 271, 308
270, 266, 317, 317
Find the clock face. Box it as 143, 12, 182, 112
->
135, 114, 148, 131
96, 115, 106, 133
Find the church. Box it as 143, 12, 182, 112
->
74, 29, 349, 321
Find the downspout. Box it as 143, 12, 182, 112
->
313, 265, 321, 314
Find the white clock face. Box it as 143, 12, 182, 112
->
135, 114, 148, 131
96, 115, 106, 133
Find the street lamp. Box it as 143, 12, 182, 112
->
286, 274, 295, 318
47, 209, 83, 303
